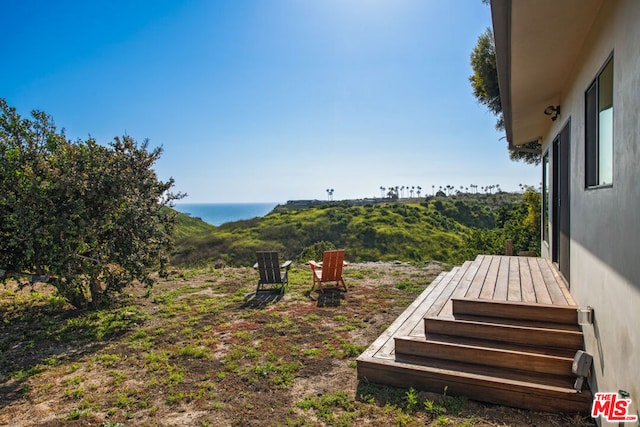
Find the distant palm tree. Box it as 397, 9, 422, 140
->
380, 186, 386, 198
432, 185, 435, 196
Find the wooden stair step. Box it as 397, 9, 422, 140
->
393, 352, 576, 389
394, 337, 574, 377
452, 298, 579, 326
451, 314, 580, 332
424, 317, 584, 350
422, 333, 576, 358
357, 356, 592, 413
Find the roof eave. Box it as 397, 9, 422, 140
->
490, 0, 513, 145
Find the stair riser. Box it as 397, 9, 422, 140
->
452, 298, 578, 325
424, 318, 584, 350
357, 360, 591, 414
394, 338, 573, 376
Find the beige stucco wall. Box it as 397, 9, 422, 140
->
540, 0, 640, 423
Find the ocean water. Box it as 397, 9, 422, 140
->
174, 203, 277, 226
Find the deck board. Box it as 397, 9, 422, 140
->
479, 256, 500, 299
439, 258, 483, 318
508, 257, 522, 301
536, 258, 569, 305
528, 257, 552, 304
361, 269, 456, 360
465, 255, 491, 299
545, 258, 576, 305
406, 267, 465, 336
519, 257, 537, 303
424, 262, 472, 318
493, 256, 510, 300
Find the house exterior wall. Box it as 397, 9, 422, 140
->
539, 0, 640, 421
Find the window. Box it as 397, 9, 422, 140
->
585, 56, 613, 187
542, 152, 550, 242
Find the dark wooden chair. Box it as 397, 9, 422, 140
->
309, 249, 348, 293
254, 251, 292, 294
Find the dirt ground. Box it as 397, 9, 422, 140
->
0, 262, 595, 426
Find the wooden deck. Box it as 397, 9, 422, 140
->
357, 255, 592, 414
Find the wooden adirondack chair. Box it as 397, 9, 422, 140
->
309, 250, 348, 293
254, 251, 292, 294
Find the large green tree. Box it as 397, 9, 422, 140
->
461, 187, 541, 258
469, 28, 502, 127
0, 99, 184, 308
469, 28, 541, 164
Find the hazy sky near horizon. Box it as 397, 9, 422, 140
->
2, 0, 539, 203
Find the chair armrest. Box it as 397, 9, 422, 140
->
308, 260, 322, 269
343, 261, 349, 266
281, 260, 293, 270
253, 263, 258, 269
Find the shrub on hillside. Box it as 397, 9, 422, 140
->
297, 241, 336, 263
461, 189, 541, 258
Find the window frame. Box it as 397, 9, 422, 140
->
542, 150, 550, 243
585, 54, 614, 189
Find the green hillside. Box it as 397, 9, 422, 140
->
172, 209, 217, 240
171, 191, 540, 268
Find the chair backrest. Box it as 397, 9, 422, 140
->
320, 250, 345, 281
256, 251, 282, 284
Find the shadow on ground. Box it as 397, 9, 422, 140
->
315, 289, 346, 308
240, 291, 283, 309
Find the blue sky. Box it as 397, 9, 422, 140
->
2, 0, 539, 203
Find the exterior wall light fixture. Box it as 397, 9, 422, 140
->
544, 105, 561, 121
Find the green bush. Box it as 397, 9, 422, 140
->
297, 241, 337, 263
0, 99, 183, 308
